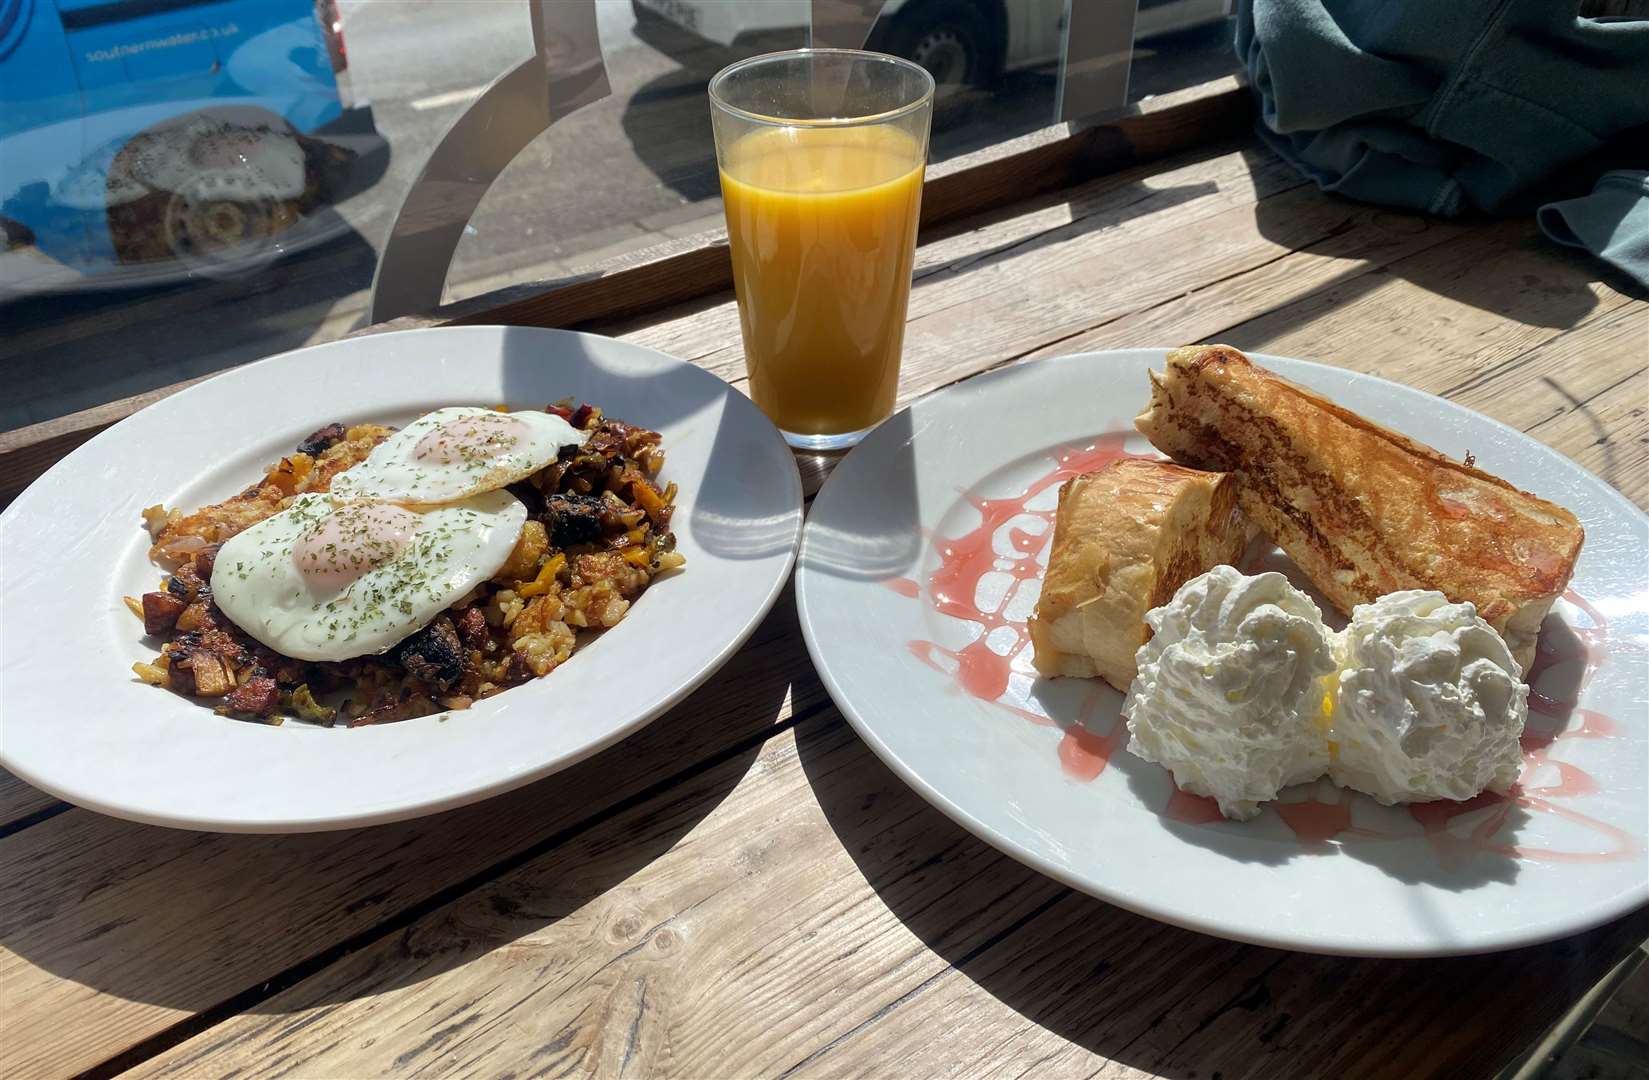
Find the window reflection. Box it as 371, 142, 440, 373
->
1, 0, 1236, 432
1, 0, 387, 295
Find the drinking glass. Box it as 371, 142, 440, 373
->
709, 49, 934, 450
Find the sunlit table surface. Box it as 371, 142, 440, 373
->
2, 132, 1646, 1080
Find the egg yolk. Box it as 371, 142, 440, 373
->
292, 503, 420, 590
414, 413, 526, 465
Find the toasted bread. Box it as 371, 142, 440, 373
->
1029, 458, 1249, 692
1134, 344, 1583, 672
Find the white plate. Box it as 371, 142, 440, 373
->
0, 326, 802, 832
797, 349, 1649, 957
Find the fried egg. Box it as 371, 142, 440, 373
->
211, 491, 526, 662
329, 406, 585, 505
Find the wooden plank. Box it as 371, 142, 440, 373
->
613, 148, 1394, 395
1214, 223, 1638, 391
1022, 216, 1635, 378
1595, 946, 1649, 1055
128, 713, 1649, 1080
1523, 359, 1649, 508
0, 590, 828, 1080
883, 187, 1464, 405
0, 375, 219, 509
0, 771, 62, 833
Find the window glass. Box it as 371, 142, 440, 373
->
1, 0, 1236, 431
1127, 0, 1239, 103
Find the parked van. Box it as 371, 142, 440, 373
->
0, 0, 388, 296
633, 0, 1232, 93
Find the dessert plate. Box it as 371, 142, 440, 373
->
0, 326, 803, 831
796, 349, 1648, 956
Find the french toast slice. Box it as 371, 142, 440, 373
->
1029, 458, 1248, 692
1134, 344, 1584, 672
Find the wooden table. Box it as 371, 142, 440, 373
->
3, 80, 1646, 1080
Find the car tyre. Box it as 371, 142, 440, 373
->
870, 0, 1001, 99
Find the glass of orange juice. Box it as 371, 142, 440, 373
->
709, 49, 934, 450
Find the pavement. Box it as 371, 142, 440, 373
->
0, 1, 1236, 430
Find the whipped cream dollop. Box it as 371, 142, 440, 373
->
1328, 590, 1528, 805
1123, 565, 1338, 821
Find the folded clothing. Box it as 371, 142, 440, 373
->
1236, 0, 1649, 217
1538, 171, 1649, 290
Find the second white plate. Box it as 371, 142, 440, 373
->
797, 349, 1649, 956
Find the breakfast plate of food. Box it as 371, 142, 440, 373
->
0, 326, 803, 831
796, 346, 1647, 956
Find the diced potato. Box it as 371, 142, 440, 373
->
495, 520, 548, 583
174, 601, 213, 632
187, 653, 234, 697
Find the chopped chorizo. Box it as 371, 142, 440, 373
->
191, 545, 220, 580
224, 676, 280, 717
142, 591, 188, 636
456, 606, 490, 650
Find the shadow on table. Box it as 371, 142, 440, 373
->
1238, 158, 1646, 347
792, 719, 1631, 1074
0, 601, 803, 1017
0, 227, 381, 431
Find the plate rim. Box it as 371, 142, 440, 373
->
0, 325, 804, 832
796, 347, 1649, 957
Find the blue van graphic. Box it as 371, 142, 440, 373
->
0, 0, 388, 295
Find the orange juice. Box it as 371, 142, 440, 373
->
719, 124, 925, 436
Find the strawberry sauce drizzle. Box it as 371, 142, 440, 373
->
888, 447, 1635, 861
897, 436, 1139, 774
1164, 786, 1224, 825
1274, 792, 1357, 844
883, 577, 921, 599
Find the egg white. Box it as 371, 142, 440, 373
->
211, 490, 526, 662
328, 406, 584, 505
